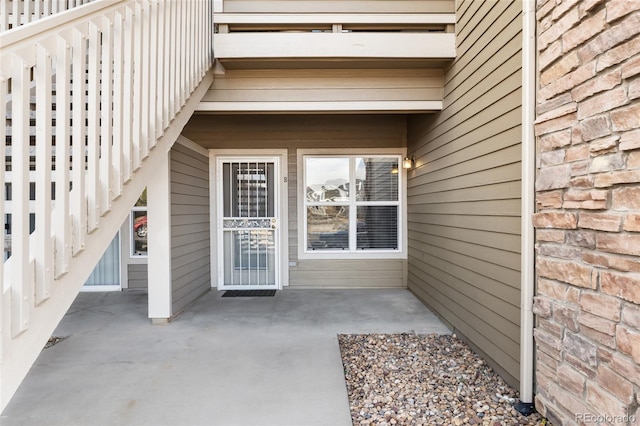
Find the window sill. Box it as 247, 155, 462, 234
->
298, 250, 406, 260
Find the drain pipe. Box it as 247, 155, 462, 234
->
516, 0, 536, 415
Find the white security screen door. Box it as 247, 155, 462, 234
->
218, 158, 280, 290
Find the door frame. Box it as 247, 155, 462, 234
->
209, 149, 289, 290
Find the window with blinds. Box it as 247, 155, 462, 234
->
304, 155, 401, 254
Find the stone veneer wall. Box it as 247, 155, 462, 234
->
532, 0, 640, 425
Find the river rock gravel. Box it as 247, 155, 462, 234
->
338, 333, 544, 426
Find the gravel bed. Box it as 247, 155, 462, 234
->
338, 333, 544, 426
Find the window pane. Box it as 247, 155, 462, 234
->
132, 210, 148, 256
355, 157, 399, 201
307, 206, 349, 250
222, 230, 276, 287
223, 162, 275, 218
305, 157, 350, 203
357, 206, 398, 250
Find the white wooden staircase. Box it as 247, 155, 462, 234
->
0, 0, 213, 410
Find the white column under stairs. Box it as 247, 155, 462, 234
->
147, 148, 172, 322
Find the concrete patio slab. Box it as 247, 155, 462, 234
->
1, 289, 449, 426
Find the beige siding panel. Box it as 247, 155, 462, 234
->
127, 264, 148, 290
408, 199, 520, 216
173, 257, 210, 283
409, 261, 520, 356
406, 0, 522, 387
172, 269, 210, 304
409, 222, 521, 253
410, 282, 520, 385
409, 231, 521, 272
171, 182, 209, 198
183, 114, 406, 148
420, 3, 521, 139
448, 1, 521, 85
172, 204, 209, 215
419, 100, 520, 157
408, 239, 521, 304
205, 88, 442, 103
170, 143, 211, 314
171, 194, 210, 206
409, 107, 520, 164
172, 233, 210, 248
445, 30, 521, 104
172, 161, 208, 176
407, 199, 520, 216
170, 222, 209, 238
172, 239, 210, 258
408, 212, 521, 235
417, 75, 521, 147
455, 0, 484, 42
410, 163, 522, 195
172, 171, 209, 188
202, 69, 444, 112
223, 0, 454, 14
184, 114, 406, 288
290, 260, 405, 288
408, 180, 521, 205
456, 0, 503, 47
171, 148, 210, 169
210, 69, 443, 87
412, 98, 521, 163
415, 134, 520, 187
172, 214, 210, 226
409, 256, 520, 334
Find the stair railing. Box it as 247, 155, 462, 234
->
0, 0, 213, 411
1, 0, 96, 32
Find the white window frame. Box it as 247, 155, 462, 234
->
130, 206, 148, 258
297, 148, 407, 260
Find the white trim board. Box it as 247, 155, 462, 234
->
197, 100, 443, 114
213, 13, 456, 25
213, 33, 455, 59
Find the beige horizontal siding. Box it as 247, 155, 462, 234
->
210, 69, 443, 87
410, 281, 520, 381
203, 69, 442, 104
206, 88, 442, 103
127, 264, 148, 290
406, 0, 522, 387
408, 198, 520, 216
170, 143, 211, 314
408, 229, 521, 272
290, 259, 405, 288
410, 117, 521, 177
410, 162, 522, 195
183, 114, 406, 288
183, 114, 406, 148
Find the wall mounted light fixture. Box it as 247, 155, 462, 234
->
402, 156, 414, 170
